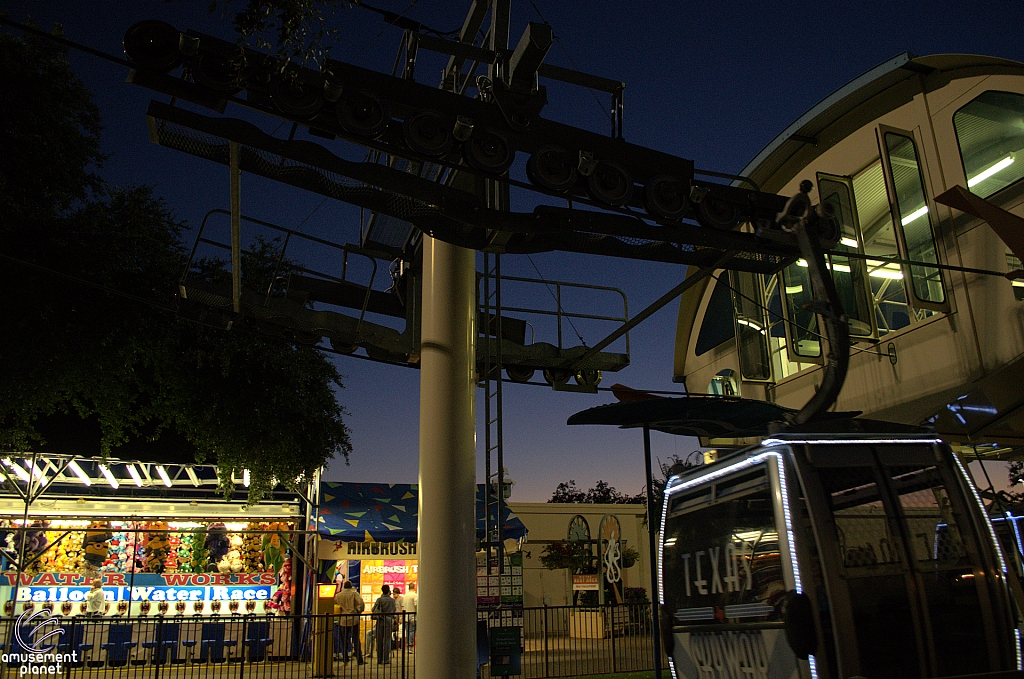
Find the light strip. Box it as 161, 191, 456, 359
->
67, 460, 92, 486
950, 452, 1007, 574
900, 205, 929, 226
156, 465, 172, 488
760, 437, 941, 446
1009, 512, 1023, 557
97, 464, 119, 490
1012, 281, 1024, 288
243, 469, 251, 487
126, 464, 143, 488
868, 268, 904, 280
840, 237, 859, 248
3, 459, 31, 483
659, 448, 816, 679
185, 466, 201, 487
968, 156, 1014, 188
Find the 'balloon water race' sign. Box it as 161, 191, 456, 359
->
1, 572, 277, 603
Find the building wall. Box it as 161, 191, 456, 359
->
507, 502, 652, 608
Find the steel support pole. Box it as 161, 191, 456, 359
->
417, 235, 477, 678
644, 425, 663, 678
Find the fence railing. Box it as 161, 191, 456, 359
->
0, 604, 658, 678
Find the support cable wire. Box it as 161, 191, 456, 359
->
526, 255, 587, 346
524, 0, 615, 128
346, 0, 421, 64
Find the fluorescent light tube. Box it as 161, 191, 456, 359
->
840, 237, 859, 248
127, 464, 143, 487
156, 465, 172, 488
67, 460, 92, 486
3, 459, 31, 483
185, 466, 201, 487
968, 156, 1014, 187
900, 205, 928, 226
869, 269, 904, 280
243, 469, 250, 487
98, 464, 119, 489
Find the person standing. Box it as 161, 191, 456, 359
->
392, 587, 403, 650
371, 585, 396, 664
334, 581, 365, 664
403, 583, 417, 648
85, 580, 105, 617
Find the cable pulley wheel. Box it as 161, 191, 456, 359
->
644, 175, 689, 221
403, 111, 454, 157
336, 91, 390, 139
526, 147, 577, 193
464, 130, 515, 174
695, 194, 741, 230
270, 74, 324, 118
574, 369, 602, 390
543, 369, 572, 388
586, 160, 634, 207
123, 20, 182, 72
505, 365, 536, 383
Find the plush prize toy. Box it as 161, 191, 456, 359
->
82, 521, 112, 573
143, 522, 171, 574
261, 522, 286, 574
205, 523, 230, 570
266, 558, 292, 614
243, 523, 263, 572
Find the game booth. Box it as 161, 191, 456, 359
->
0, 453, 318, 666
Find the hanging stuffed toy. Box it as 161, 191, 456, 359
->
242, 523, 263, 572
142, 521, 171, 573
266, 558, 292, 614
15, 521, 49, 572
261, 522, 286, 574
205, 522, 230, 570
190, 526, 209, 574
82, 521, 112, 573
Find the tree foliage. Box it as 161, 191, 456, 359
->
548, 452, 703, 527
548, 480, 645, 505
0, 27, 351, 500
211, 0, 350, 70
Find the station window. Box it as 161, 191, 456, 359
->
851, 160, 913, 334
1009, 253, 1024, 301
883, 132, 946, 306
953, 91, 1024, 199
695, 276, 735, 356
730, 270, 771, 381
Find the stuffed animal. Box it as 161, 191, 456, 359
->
266, 558, 292, 614
82, 521, 112, 572
205, 523, 230, 568
217, 549, 243, 574
261, 522, 286, 574
242, 523, 263, 572
143, 522, 171, 573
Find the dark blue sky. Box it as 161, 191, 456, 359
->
5, 1, 1022, 500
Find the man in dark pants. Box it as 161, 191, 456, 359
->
334, 581, 365, 664
371, 585, 396, 664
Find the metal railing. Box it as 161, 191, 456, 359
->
0, 605, 659, 678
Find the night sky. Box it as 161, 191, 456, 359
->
3, 1, 1021, 500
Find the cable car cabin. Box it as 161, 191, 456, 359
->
659, 434, 1020, 679
673, 54, 1024, 457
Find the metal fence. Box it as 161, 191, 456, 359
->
0, 604, 658, 678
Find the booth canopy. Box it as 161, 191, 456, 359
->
318, 482, 527, 542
